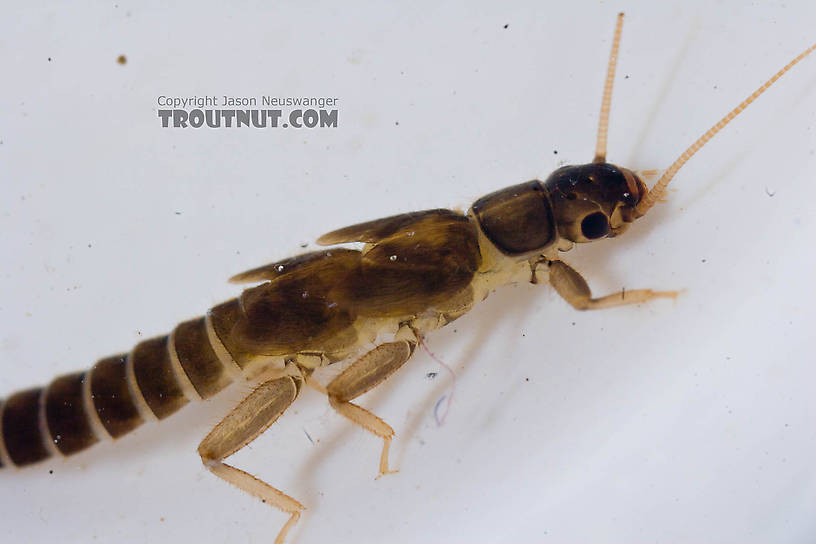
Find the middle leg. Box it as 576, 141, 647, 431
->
325, 324, 418, 477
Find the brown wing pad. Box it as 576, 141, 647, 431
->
216, 211, 481, 356
229, 250, 360, 355
348, 212, 481, 316
229, 248, 359, 284
316, 209, 460, 245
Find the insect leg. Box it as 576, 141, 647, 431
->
547, 260, 679, 310
325, 325, 417, 477
198, 372, 304, 544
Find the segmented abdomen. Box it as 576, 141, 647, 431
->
0, 314, 235, 468
0, 213, 483, 468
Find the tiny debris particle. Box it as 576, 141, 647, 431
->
48, 469, 53, 474
765, 187, 776, 197
395, 121, 399, 126
553, 149, 558, 154
303, 428, 315, 445
174, 211, 182, 215
117, 55, 127, 65
503, 24, 509, 29
300, 242, 308, 248
47, 57, 52, 62
624, 74, 629, 79
426, 372, 438, 379
701, 258, 707, 263
525, 378, 530, 382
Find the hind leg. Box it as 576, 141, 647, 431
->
198, 372, 304, 544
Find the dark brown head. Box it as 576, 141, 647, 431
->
472, 14, 813, 257
542, 163, 646, 242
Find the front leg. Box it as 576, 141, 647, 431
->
544, 259, 678, 310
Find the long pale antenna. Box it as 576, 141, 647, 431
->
593, 12, 625, 163
636, 41, 816, 216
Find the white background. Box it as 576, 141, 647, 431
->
2, 1, 815, 543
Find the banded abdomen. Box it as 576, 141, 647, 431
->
0, 313, 236, 468
0, 209, 483, 469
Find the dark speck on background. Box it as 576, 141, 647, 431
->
47, 57, 52, 62
117, 55, 127, 65
503, 24, 509, 29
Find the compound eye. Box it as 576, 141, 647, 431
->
580, 212, 610, 239
622, 170, 643, 206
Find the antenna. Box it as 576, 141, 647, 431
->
593, 12, 625, 163
636, 41, 816, 216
